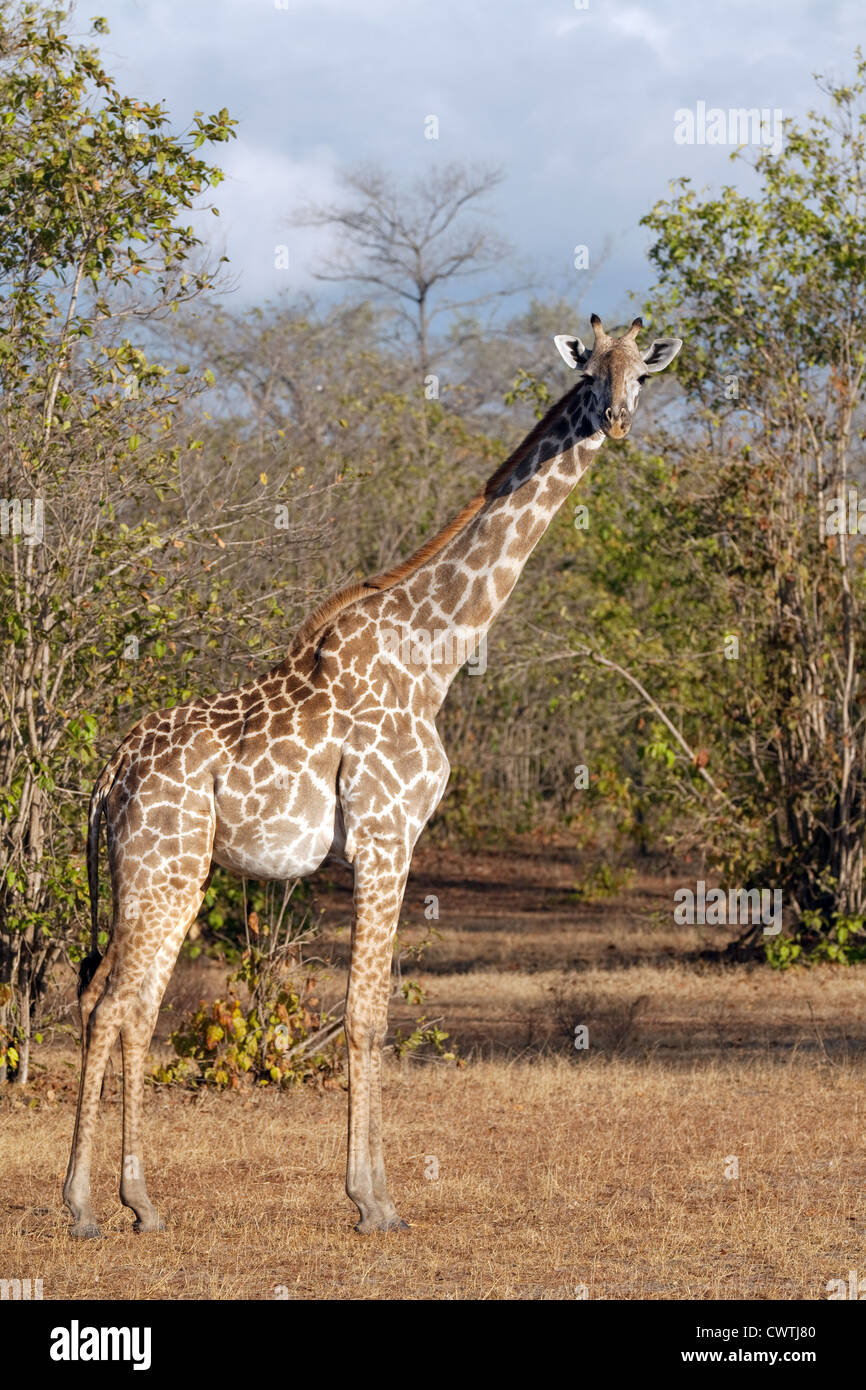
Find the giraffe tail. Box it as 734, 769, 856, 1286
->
80, 764, 113, 995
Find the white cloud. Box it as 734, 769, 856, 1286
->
83, 0, 866, 315
188, 141, 342, 301
606, 6, 674, 67
551, 1, 673, 62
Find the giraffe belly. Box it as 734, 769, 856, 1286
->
210, 817, 336, 881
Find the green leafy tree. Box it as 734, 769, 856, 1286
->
638, 51, 866, 940
0, 1, 237, 1081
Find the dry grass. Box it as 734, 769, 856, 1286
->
3, 849, 866, 1300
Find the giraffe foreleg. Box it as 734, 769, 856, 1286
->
368, 1021, 407, 1229
345, 840, 410, 1234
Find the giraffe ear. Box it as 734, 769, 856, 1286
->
554, 334, 592, 371
640, 337, 683, 372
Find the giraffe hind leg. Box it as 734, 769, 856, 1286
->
64, 921, 162, 1240
118, 909, 197, 1233
63, 943, 117, 1238
64, 884, 206, 1239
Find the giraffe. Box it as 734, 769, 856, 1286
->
63, 314, 682, 1238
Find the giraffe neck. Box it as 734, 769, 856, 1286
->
380, 379, 603, 705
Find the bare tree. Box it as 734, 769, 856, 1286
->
292, 162, 525, 376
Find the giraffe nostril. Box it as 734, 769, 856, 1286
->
604, 407, 614, 423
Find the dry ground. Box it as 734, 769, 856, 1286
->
3, 845, 866, 1300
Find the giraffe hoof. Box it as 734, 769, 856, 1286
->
355, 1215, 410, 1234
132, 1216, 166, 1234
69, 1222, 102, 1240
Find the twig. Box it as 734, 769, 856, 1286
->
281, 1015, 345, 1061
521, 626, 737, 812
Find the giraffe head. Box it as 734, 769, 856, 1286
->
554, 315, 682, 439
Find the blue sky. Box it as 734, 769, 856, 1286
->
86, 0, 864, 324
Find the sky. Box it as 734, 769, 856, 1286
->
83, 0, 865, 328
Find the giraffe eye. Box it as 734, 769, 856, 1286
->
637, 373, 648, 385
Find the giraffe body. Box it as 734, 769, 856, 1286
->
64, 316, 681, 1237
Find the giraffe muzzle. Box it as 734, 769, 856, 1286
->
603, 406, 631, 439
